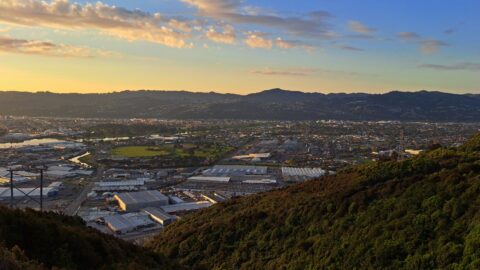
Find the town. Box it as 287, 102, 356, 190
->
1, 116, 478, 244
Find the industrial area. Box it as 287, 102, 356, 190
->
0, 116, 478, 243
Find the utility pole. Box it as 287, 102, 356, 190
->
9, 169, 13, 208
40, 169, 43, 212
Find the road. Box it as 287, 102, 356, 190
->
63, 166, 104, 216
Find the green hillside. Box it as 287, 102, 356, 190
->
0, 208, 178, 270
149, 134, 480, 270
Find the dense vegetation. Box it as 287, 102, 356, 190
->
0, 89, 480, 121
150, 134, 480, 269
0, 207, 178, 270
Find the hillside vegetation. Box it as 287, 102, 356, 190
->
0, 89, 480, 121
149, 134, 480, 270
0, 207, 178, 270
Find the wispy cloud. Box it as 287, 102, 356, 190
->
243, 32, 313, 51
0, 35, 103, 57
337, 45, 363, 51
418, 62, 480, 71
0, 0, 193, 48
397, 31, 448, 54
251, 67, 360, 77
420, 39, 448, 54
396, 31, 421, 42
275, 38, 314, 52
182, 0, 333, 38
251, 67, 317, 76
348, 20, 375, 38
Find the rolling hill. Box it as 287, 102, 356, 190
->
148, 134, 480, 269
0, 207, 178, 270
0, 89, 480, 121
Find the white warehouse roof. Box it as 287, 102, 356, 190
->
188, 176, 231, 183
281, 167, 326, 178
160, 201, 212, 213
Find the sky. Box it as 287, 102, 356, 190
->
0, 0, 479, 94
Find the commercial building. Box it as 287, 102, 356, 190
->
188, 176, 231, 183
93, 180, 145, 192
281, 167, 326, 182
142, 207, 175, 226
203, 165, 267, 176
103, 213, 155, 234
114, 190, 169, 212
160, 201, 212, 213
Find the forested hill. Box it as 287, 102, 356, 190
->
149, 134, 480, 270
0, 89, 480, 121
0, 207, 178, 270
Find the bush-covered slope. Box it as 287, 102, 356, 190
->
149, 134, 480, 270
0, 208, 178, 270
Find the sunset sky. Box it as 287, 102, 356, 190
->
0, 0, 479, 94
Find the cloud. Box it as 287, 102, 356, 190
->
348, 20, 375, 37
0, 0, 192, 48
397, 31, 421, 41
244, 32, 272, 49
251, 67, 317, 76
205, 24, 236, 44
420, 39, 448, 54
0, 35, 102, 57
337, 45, 363, 51
418, 62, 480, 71
182, 0, 239, 15
275, 38, 314, 52
182, 0, 333, 38
250, 67, 361, 77
396, 31, 447, 54
444, 28, 456, 35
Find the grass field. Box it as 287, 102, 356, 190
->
111, 144, 234, 159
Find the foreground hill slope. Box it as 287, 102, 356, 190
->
150, 134, 480, 269
0, 208, 177, 270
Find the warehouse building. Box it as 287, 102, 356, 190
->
93, 180, 145, 192
160, 201, 212, 213
281, 167, 326, 182
202, 165, 267, 176
103, 213, 155, 234
142, 207, 175, 226
114, 190, 169, 212
187, 176, 231, 183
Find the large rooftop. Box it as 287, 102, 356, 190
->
115, 190, 168, 205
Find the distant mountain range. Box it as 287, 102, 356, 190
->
0, 89, 479, 121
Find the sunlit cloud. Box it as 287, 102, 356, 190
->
182, 0, 333, 38
0, 35, 103, 57
0, 0, 192, 48
205, 24, 236, 44
244, 32, 273, 49
275, 38, 314, 52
